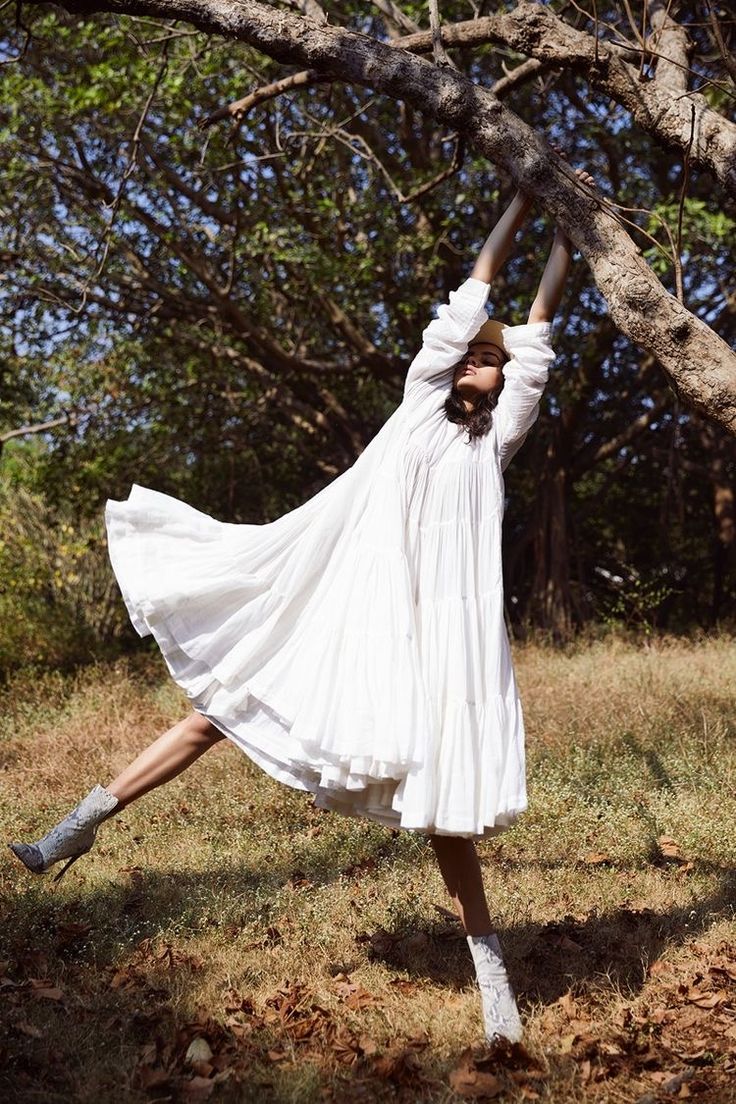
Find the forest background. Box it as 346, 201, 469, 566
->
0, 0, 734, 672
2, 5, 736, 1102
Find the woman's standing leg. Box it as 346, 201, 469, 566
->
428, 833, 523, 1044
9, 711, 225, 879
428, 835, 493, 936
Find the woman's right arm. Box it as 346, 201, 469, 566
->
471, 190, 533, 284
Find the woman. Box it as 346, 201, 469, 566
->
10, 171, 593, 1046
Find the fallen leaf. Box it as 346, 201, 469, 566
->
109, 967, 136, 990
584, 852, 613, 865
180, 1075, 215, 1100
329, 1028, 363, 1065
357, 1034, 379, 1057
686, 987, 727, 1009
369, 1045, 425, 1086
55, 922, 92, 951
657, 835, 686, 863
223, 989, 257, 1016
284, 870, 314, 890
190, 1062, 214, 1078
449, 1048, 503, 1099
134, 1066, 172, 1091
331, 977, 380, 1009
28, 979, 63, 1002
661, 1069, 694, 1096
388, 977, 419, 994
648, 959, 675, 978
185, 1037, 214, 1065
710, 964, 736, 984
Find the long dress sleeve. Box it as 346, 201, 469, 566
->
403, 277, 491, 403
494, 321, 555, 472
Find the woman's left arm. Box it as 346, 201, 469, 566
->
492, 231, 570, 470
494, 168, 595, 467
527, 228, 574, 324
527, 165, 594, 322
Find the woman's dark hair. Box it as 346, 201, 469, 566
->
443, 367, 504, 441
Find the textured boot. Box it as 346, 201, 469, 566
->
466, 932, 523, 1044
9, 785, 119, 883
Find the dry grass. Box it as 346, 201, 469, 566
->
1, 635, 736, 1103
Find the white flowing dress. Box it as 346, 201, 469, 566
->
105, 277, 554, 840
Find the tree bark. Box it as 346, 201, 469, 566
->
646, 0, 691, 92
23, 0, 736, 435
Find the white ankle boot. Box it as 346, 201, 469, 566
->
9, 785, 119, 882
466, 932, 523, 1044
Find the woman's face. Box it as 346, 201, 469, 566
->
452, 341, 506, 397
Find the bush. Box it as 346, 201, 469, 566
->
0, 480, 134, 674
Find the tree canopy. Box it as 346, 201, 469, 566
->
0, 1, 734, 662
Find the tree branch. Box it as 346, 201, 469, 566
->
393, 1, 736, 200
199, 67, 332, 129
646, 0, 691, 92
23, 0, 736, 434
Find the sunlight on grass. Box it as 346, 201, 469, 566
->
1, 635, 735, 1101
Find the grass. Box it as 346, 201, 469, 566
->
1, 634, 736, 1103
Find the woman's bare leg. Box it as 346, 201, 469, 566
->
428, 834, 494, 936
430, 834, 522, 1042
106, 710, 225, 809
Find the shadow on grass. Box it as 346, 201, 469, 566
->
2, 846, 735, 1102
3, 845, 735, 997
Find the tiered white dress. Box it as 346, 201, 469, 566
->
105, 277, 555, 840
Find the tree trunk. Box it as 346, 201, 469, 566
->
527, 456, 575, 639
702, 427, 736, 624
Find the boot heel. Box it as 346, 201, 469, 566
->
52, 849, 90, 884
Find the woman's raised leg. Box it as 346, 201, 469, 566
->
107, 710, 225, 809
9, 711, 225, 880
428, 833, 522, 1044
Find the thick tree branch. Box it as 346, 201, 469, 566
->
200, 53, 547, 134
200, 2, 734, 196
